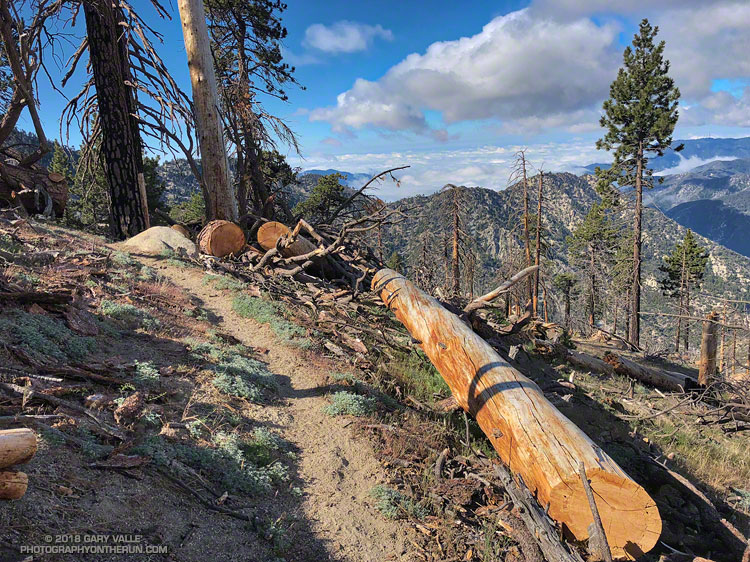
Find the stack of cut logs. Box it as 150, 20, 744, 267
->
0, 428, 37, 500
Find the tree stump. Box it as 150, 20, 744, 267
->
197, 220, 246, 257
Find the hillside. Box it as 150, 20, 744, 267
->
382, 172, 750, 350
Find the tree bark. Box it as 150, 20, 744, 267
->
534, 171, 543, 316
604, 353, 697, 392
82, 0, 148, 240
630, 143, 643, 346
178, 0, 236, 222
451, 188, 460, 296
373, 269, 662, 559
522, 154, 532, 303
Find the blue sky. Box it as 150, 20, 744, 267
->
22, 0, 750, 199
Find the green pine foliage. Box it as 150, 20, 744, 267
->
143, 155, 167, 216
64, 141, 109, 232
659, 229, 709, 298
567, 203, 616, 326
293, 173, 347, 224
595, 18, 681, 199
385, 251, 404, 272
169, 191, 206, 225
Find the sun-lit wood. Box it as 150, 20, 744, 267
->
197, 220, 246, 257
0, 471, 28, 500
257, 221, 318, 257
0, 428, 37, 469
372, 269, 661, 560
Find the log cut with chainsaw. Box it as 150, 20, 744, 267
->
197, 220, 246, 257
0, 428, 37, 500
372, 269, 661, 560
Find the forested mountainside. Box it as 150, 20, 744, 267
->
381, 172, 750, 350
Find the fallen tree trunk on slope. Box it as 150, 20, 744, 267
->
372, 269, 661, 560
533, 339, 618, 378
603, 353, 698, 392
0, 161, 68, 216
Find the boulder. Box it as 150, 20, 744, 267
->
120, 226, 198, 258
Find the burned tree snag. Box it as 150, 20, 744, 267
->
699, 311, 719, 386
373, 269, 661, 559
82, 0, 148, 239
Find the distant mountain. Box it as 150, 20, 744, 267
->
666, 200, 750, 258
582, 136, 750, 174
645, 158, 750, 212
383, 172, 750, 350
639, 158, 750, 257
301, 169, 372, 187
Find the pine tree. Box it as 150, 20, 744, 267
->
48, 142, 73, 182
293, 173, 347, 224
611, 231, 634, 337
143, 155, 167, 216
568, 203, 616, 330
65, 140, 109, 231
659, 230, 709, 351
552, 273, 578, 329
385, 251, 405, 274
595, 19, 681, 347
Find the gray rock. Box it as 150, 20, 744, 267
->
120, 226, 198, 258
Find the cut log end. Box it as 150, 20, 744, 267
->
0, 470, 28, 500
171, 224, 191, 240
257, 221, 291, 251
549, 468, 662, 560
197, 220, 246, 258
0, 428, 37, 469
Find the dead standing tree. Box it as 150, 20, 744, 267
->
440, 183, 474, 298
509, 150, 533, 303
81, 0, 149, 238
61, 0, 202, 236
177, 0, 235, 221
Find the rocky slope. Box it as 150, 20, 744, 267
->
382, 172, 750, 349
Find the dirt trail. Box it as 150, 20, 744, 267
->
143, 257, 411, 562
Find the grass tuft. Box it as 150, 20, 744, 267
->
232, 294, 311, 348
370, 485, 428, 520
99, 300, 160, 331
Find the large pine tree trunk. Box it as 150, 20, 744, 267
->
373, 269, 661, 559
630, 144, 644, 346
178, 0, 236, 222
82, 0, 148, 240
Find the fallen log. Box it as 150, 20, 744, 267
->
603, 353, 698, 392
197, 220, 246, 257
372, 269, 661, 560
0, 161, 68, 216
0, 470, 28, 500
0, 428, 37, 468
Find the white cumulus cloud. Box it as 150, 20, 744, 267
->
303, 21, 394, 54
309, 10, 620, 135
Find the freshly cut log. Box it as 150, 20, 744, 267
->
698, 312, 719, 386
171, 224, 192, 240
0, 471, 28, 500
257, 221, 317, 258
0, 428, 37, 468
197, 220, 246, 257
372, 269, 661, 560
603, 353, 697, 392
0, 160, 68, 216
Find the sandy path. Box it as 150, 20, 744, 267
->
145, 258, 410, 562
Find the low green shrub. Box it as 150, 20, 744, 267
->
323, 391, 376, 417
0, 309, 97, 363
99, 300, 160, 331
